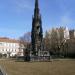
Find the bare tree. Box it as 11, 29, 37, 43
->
44, 27, 65, 57
20, 32, 31, 43
19, 32, 31, 61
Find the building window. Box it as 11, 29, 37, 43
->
0, 43, 3, 46
0, 49, 2, 51
14, 44, 15, 47
2, 49, 4, 51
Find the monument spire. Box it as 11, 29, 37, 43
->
31, 0, 43, 56
35, 0, 38, 9
34, 0, 39, 19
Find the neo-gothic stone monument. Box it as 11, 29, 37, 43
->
31, 0, 43, 56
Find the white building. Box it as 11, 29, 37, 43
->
0, 37, 23, 57
48, 27, 70, 40
64, 27, 70, 40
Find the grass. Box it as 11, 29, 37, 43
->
0, 59, 75, 75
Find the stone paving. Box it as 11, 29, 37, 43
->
0, 66, 7, 75
0, 70, 3, 75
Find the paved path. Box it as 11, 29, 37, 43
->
0, 66, 7, 75
0, 70, 3, 75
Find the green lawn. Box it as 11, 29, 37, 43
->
0, 59, 75, 75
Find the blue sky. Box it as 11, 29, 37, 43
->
0, 0, 75, 39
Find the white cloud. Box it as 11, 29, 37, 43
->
12, 0, 33, 13
59, 13, 75, 26
0, 0, 33, 13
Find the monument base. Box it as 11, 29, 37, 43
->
30, 50, 51, 62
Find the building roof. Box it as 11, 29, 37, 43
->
0, 37, 19, 43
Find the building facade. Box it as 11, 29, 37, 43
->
64, 27, 70, 40
48, 27, 70, 41
0, 37, 23, 58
